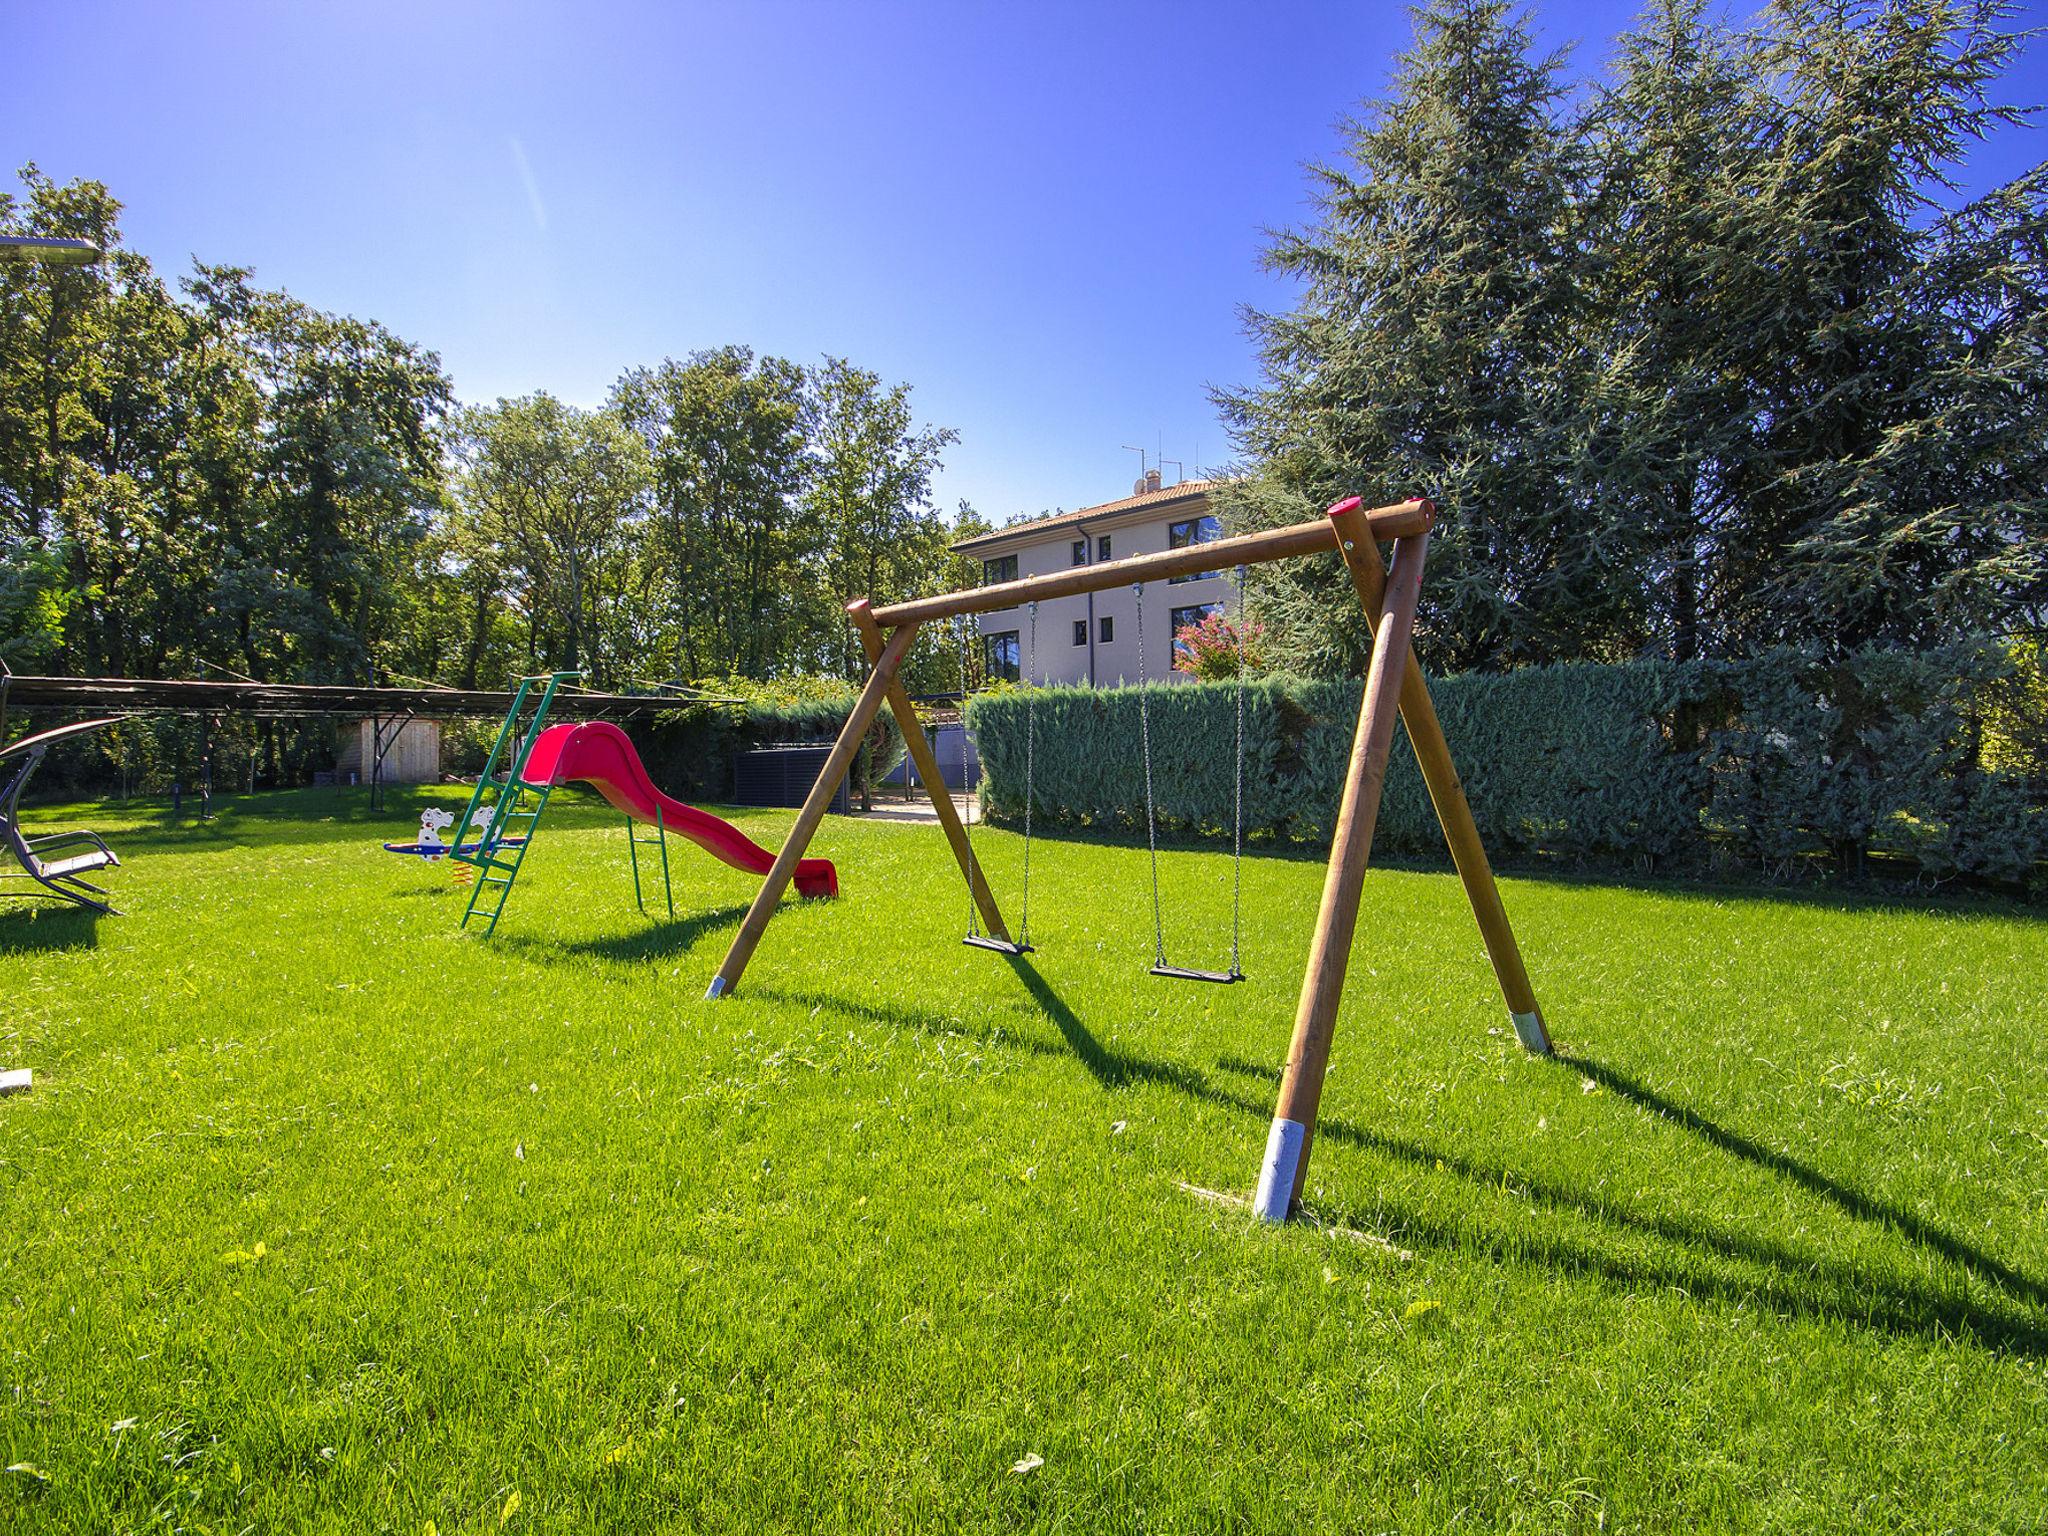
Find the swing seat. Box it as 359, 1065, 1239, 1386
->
1150, 963, 1243, 984
963, 934, 1035, 956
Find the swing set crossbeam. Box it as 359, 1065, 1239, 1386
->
866, 501, 1433, 628
704, 494, 1554, 1224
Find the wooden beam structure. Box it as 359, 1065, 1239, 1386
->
0, 675, 681, 720
848, 602, 1014, 944
867, 501, 1433, 628
704, 616, 923, 998
1325, 501, 1552, 1056
707, 494, 1552, 1220
1253, 527, 1428, 1220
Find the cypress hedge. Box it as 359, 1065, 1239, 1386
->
965, 640, 2045, 896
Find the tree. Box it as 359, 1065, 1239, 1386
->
1584, 0, 1764, 661
1219, 0, 1623, 677
612, 348, 810, 679
1716, 0, 2043, 652
803, 356, 958, 678
454, 394, 648, 684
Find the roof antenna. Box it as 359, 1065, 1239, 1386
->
1122, 444, 1148, 496
1159, 457, 1184, 487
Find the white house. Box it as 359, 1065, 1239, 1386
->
950, 473, 1235, 686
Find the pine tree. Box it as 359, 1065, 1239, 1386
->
1584, 0, 1763, 661
1719, 0, 2040, 651
1219, 0, 1624, 675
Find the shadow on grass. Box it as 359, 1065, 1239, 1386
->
549, 902, 751, 962
0, 901, 102, 954
968, 817, 2042, 923
1561, 1053, 2048, 1313
764, 966, 2048, 1360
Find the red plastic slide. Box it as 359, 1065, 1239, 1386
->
518, 721, 838, 898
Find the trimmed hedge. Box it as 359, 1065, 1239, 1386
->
636, 695, 906, 805
965, 640, 2046, 896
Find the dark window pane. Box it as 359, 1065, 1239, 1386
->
983, 630, 1021, 683
1071, 539, 1087, 566
1169, 515, 1223, 583
1170, 603, 1222, 662
1099, 615, 1114, 643
1097, 534, 1111, 561
982, 554, 1017, 585
1072, 620, 1087, 646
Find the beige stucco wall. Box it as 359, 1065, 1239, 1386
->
971, 505, 1237, 687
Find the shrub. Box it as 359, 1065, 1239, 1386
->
966, 641, 2044, 896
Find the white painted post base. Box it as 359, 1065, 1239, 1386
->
0, 1068, 32, 1096
1252, 1118, 1307, 1222
1510, 1009, 1550, 1054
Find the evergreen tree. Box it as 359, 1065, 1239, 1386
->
1718, 0, 2040, 651
1220, 0, 1621, 676
1584, 0, 1763, 661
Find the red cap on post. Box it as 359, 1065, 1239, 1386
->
1325, 495, 1434, 530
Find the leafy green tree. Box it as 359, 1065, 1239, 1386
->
453, 394, 648, 684
612, 348, 811, 679
803, 356, 958, 677
1583, 0, 1763, 661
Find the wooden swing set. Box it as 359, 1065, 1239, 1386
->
706, 495, 1553, 1222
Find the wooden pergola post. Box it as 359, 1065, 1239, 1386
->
705, 613, 921, 998
1325, 499, 1552, 1055
1252, 523, 1430, 1221
848, 601, 1013, 944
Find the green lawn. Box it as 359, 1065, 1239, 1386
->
3, 787, 2045, 1533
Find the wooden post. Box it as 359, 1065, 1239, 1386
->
705, 614, 922, 999
1324, 497, 1551, 1056
848, 600, 1013, 943
1253, 529, 1429, 1222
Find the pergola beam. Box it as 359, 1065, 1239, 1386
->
0, 676, 679, 720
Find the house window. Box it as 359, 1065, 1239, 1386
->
1168, 514, 1224, 583
1072, 619, 1087, 647
983, 630, 1021, 683
1071, 539, 1088, 566
1096, 534, 1111, 561
982, 554, 1018, 585
1170, 603, 1222, 662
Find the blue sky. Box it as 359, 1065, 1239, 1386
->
5, 1, 2042, 523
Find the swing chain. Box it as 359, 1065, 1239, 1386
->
1135, 582, 1166, 968
1230, 565, 1247, 979
961, 611, 985, 940
1019, 601, 1036, 948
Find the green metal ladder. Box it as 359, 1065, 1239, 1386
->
626, 803, 674, 921
448, 671, 581, 936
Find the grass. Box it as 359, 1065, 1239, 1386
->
3, 784, 2046, 1533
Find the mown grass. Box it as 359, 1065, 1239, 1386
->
3, 785, 2045, 1533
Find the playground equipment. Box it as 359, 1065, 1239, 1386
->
704, 496, 1553, 1223
1, 718, 126, 915
407, 673, 837, 936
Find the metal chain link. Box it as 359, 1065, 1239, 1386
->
1231, 565, 1247, 978
1019, 601, 1036, 948
960, 611, 983, 939
1135, 582, 1165, 968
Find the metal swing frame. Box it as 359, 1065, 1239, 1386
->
702, 496, 1555, 1222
